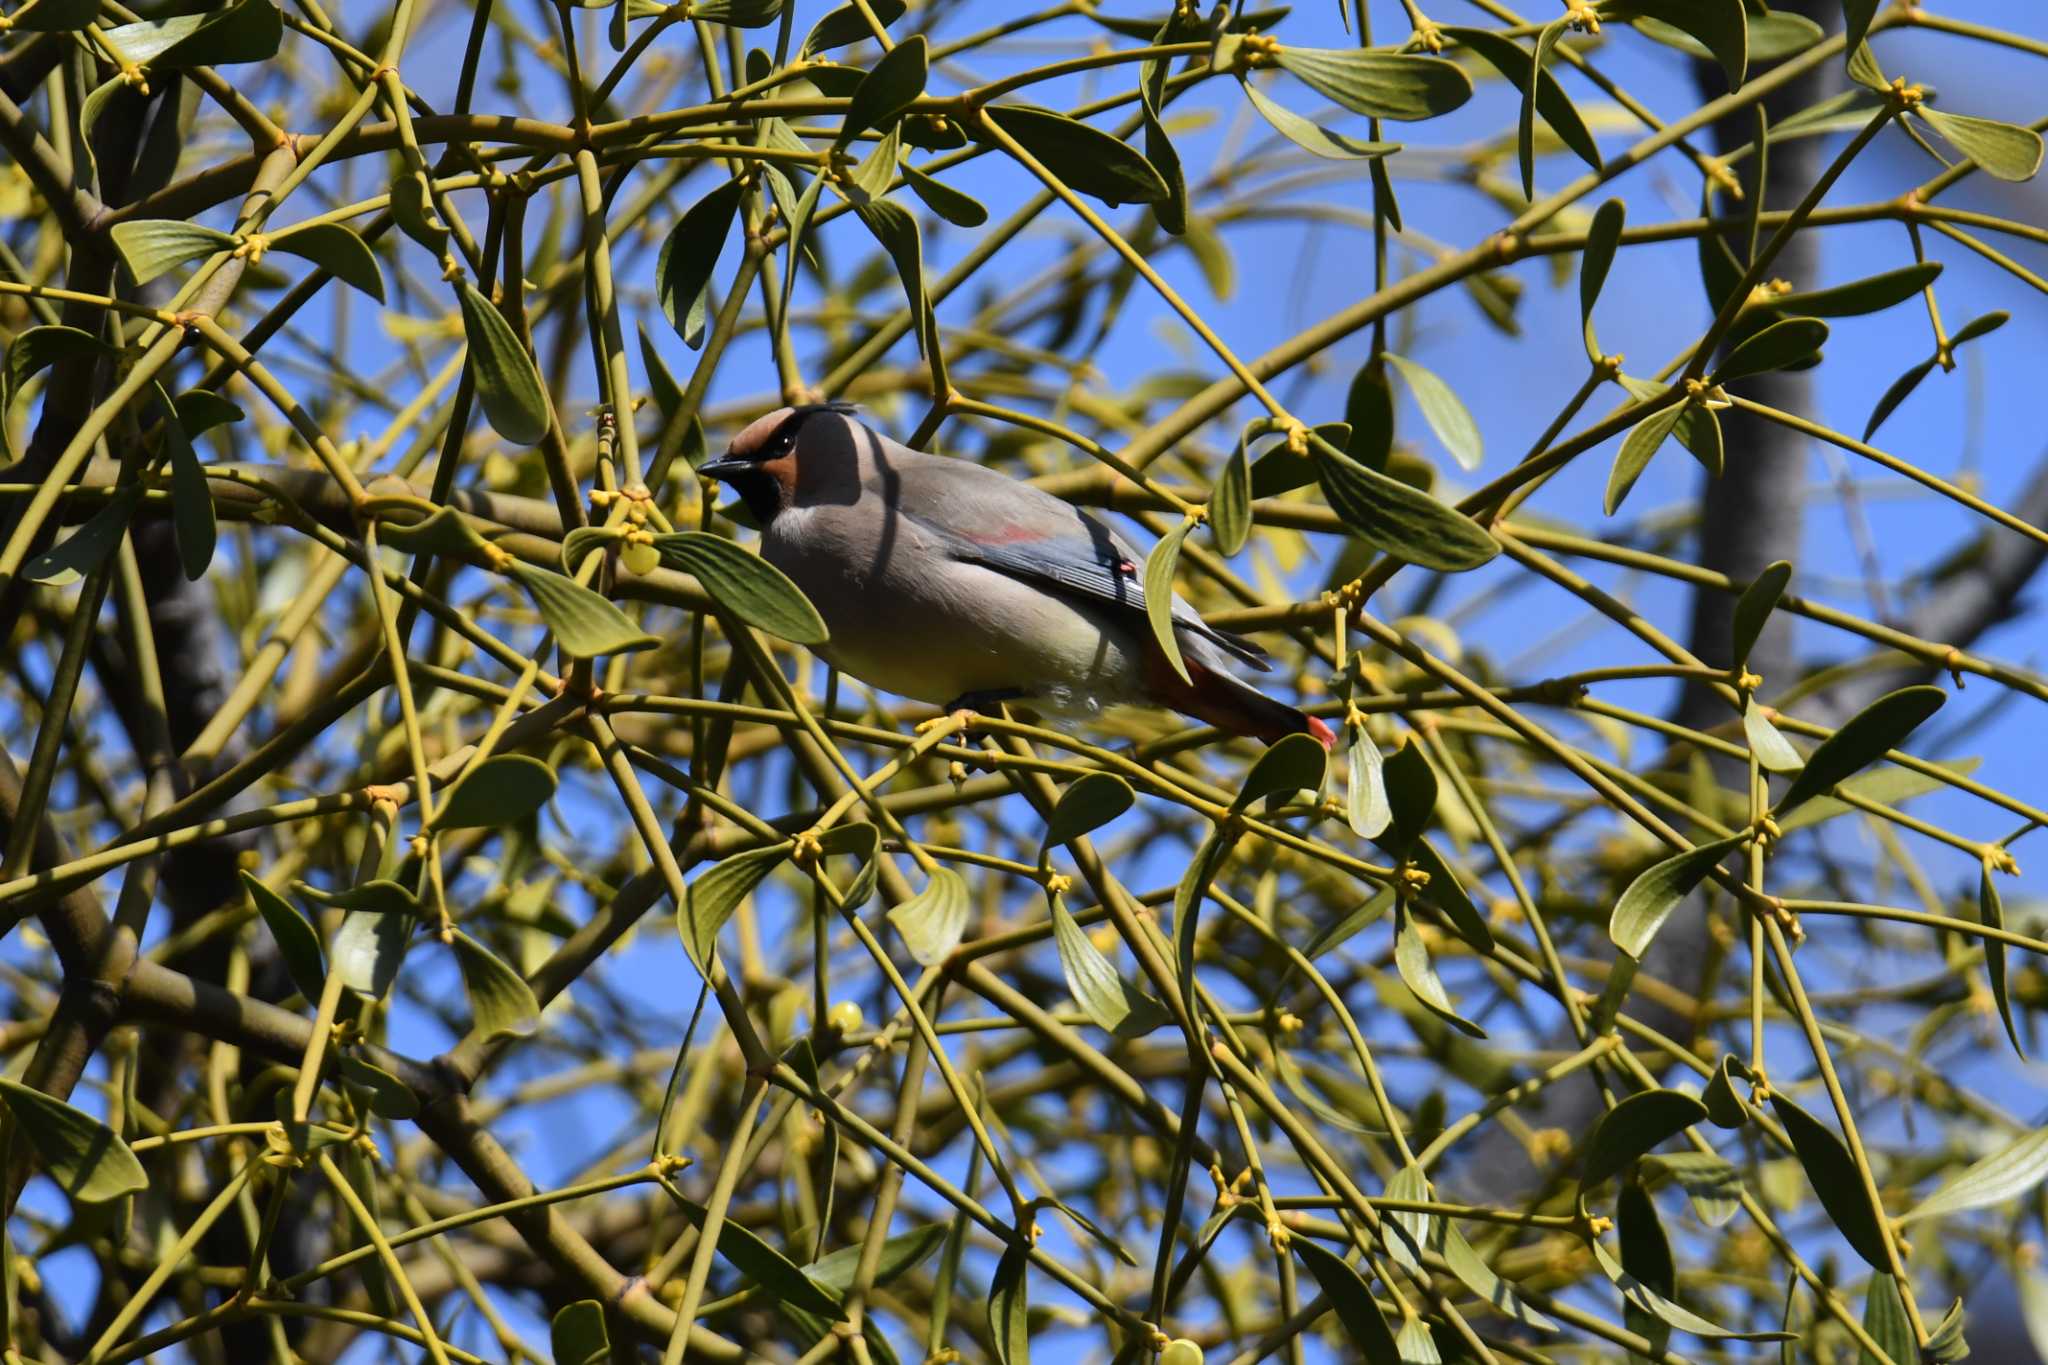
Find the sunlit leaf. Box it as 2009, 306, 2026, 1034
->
331, 910, 409, 998
680, 844, 788, 972
1916, 107, 2045, 183
456, 279, 551, 445
99, 0, 281, 69
1313, 434, 1498, 571
1050, 893, 1169, 1037
802, 1223, 947, 1300
1383, 353, 1481, 471
1143, 519, 1193, 685
451, 930, 539, 1040
435, 754, 557, 831
1744, 701, 1804, 774
1044, 772, 1135, 847
506, 563, 660, 659
1263, 43, 1473, 121
1345, 722, 1391, 840
270, 223, 385, 302
984, 104, 1170, 205
1238, 77, 1399, 160
1430, 1216, 1556, 1332
988, 1242, 1030, 1365
1731, 560, 1792, 670
1646, 1151, 1744, 1226
1609, 833, 1746, 959
1605, 401, 1687, 516
1234, 731, 1327, 811
887, 868, 969, 966
1395, 906, 1484, 1038
108, 220, 235, 287
0, 1080, 149, 1204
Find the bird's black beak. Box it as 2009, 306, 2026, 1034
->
695, 453, 752, 482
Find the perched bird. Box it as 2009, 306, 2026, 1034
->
697, 403, 1334, 749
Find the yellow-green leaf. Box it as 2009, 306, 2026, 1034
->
651, 531, 828, 644
1768, 1091, 1892, 1268
1044, 772, 1134, 847
680, 843, 790, 972
1743, 700, 1804, 774
241, 871, 324, 1003
435, 754, 557, 830
270, 223, 386, 302
456, 279, 551, 445
1383, 353, 1481, 471
1312, 433, 1498, 571
1143, 520, 1193, 685
1050, 893, 1169, 1037
451, 930, 539, 1039
887, 868, 969, 965
1903, 1128, 2048, 1224
1731, 559, 1792, 669
551, 1300, 609, 1365
1604, 400, 1686, 516
1266, 44, 1473, 121
1916, 107, 2045, 183
1609, 833, 1747, 959
0, 1079, 149, 1204
1210, 430, 1253, 556
108, 220, 236, 286
507, 563, 660, 659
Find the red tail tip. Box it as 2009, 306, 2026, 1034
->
1304, 714, 1337, 751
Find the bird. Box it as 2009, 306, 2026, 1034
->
696, 403, 1335, 749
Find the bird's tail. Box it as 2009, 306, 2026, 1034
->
1151, 655, 1335, 749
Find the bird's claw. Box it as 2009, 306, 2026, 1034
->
916, 709, 980, 736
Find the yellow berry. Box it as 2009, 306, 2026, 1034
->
621, 541, 661, 576
826, 1001, 864, 1035
1161, 1339, 1204, 1365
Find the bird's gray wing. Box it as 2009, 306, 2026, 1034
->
896, 499, 1272, 672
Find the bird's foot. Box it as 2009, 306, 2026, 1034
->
923, 689, 1028, 739
915, 710, 978, 736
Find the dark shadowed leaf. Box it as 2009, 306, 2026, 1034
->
1441, 27, 1601, 185
689, 0, 786, 27
1979, 866, 2024, 1059
1378, 737, 1436, 855
852, 196, 940, 361
5, 327, 117, 435
1395, 907, 1484, 1038
0, 1081, 148, 1205
887, 868, 969, 965
1580, 1089, 1708, 1191
1904, 1128, 2048, 1224
1702, 1054, 1753, 1129
1610, 0, 1748, 86
241, 871, 324, 1003
843, 34, 926, 143
301, 878, 420, 917
457, 280, 551, 445
173, 389, 243, 435
1731, 560, 1792, 669
1619, 1179, 1674, 1357
335, 1055, 417, 1120
1842, 0, 1880, 57
803, 1223, 947, 1300
1411, 837, 1492, 953
1313, 434, 1498, 571
902, 163, 987, 227
1267, 44, 1473, 121
435, 754, 557, 830
801, 0, 906, 56
1518, 21, 1570, 199
390, 171, 449, 253
1211, 431, 1253, 556
507, 563, 660, 659
1861, 1275, 1912, 1365
1239, 78, 1399, 159
1234, 732, 1328, 811
1431, 1216, 1556, 1331
989, 1242, 1030, 1365
158, 392, 215, 580
681, 844, 790, 972
99, 0, 281, 69
657, 177, 745, 348
1863, 358, 1937, 443
1580, 198, 1625, 360
4, 0, 98, 31
1768, 1091, 1892, 1268
1916, 107, 2045, 183
451, 931, 539, 1039
22, 492, 139, 586
1384, 353, 1481, 471
667, 1190, 842, 1314
1044, 772, 1135, 847
652, 531, 828, 644
1773, 685, 1945, 818
1714, 317, 1828, 385
1143, 519, 1193, 685
1610, 833, 1746, 959
551, 1300, 609, 1365
1590, 1234, 1796, 1340
108, 220, 235, 286
1647, 1151, 1744, 1226
819, 823, 881, 911
270, 223, 385, 302
1605, 401, 1686, 516
1293, 1237, 1401, 1361
1767, 262, 1940, 318
985, 105, 1170, 205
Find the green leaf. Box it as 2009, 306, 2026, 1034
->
1609, 833, 1746, 959
666, 1192, 842, 1315
1345, 722, 1391, 840
1608, 0, 1747, 86
988, 1242, 1030, 1365
802, 1223, 947, 1300
1292, 1237, 1402, 1362
1860, 1275, 1912, 1365
1605, 400, 1686, 516
1953, 309, 2011, 347
1239, 78, 1399, 160
801, 0, 905, 56
1143, 519, 1193, 685
1731, 560, 1792, 670
819, 823, 881, 911
1619, 1179, 1674, 1358
0, 1080, 149, 1205
1768, 1091, 1892, 1269
108, 220, 236, 287
843, 34, 926, 143
300, 878, 421, 917
1773, 685, 1945, 818
3, 0, 99, 33
852, 196, 940, 361
269, 223, 385, 302
1701, 1054, 1752, 1129
1138, 36, 1188, 234
1050, 893, 1169, 1037
1303, 888, 1393, 961
1841, 0, 1880, 58
1916, 107, 2045, 183
1579, 198, 1626, 361
1441, 27, 1601, 187
330, 911, 408, 998
26, 487, 139, 589
1982, 864, 2026, 1059
5, 326, 117, 437
1410, 838, 1492, 954
335, 1054, 417, 1121
688, 0, 785, 26
456, 279, 551, 445
1714, 317, 1828, 385
680, 844, 789, 972
657, 176, 745, 349
551, 1300, 610, 1365
157, 392, 215, 581
1646, 1151, 1744, 1226
435, 754, 557, 830
451, 930, 539, 1040
382, 506, 496, 561
98, 0, 281, 69
1430, 1216, 1557, 1332
1580, 1088, 1708, 1191
1395, 905, 1484, 1038
390, 171, 448, 254
901, 162, 988, 228
1380, 1163, 1431, 1272
1378, 737, 1436, 855
1234, 731, 1328, 812
1518, 21, 1570, 200
1043, 772, 1135, 847
1173, 828, 1234, 1024
984, 105, 1170, 204
1210, 431, 1253, 556
1927, 1299, 1968, 1362
1383, 353, 1481, 472
1312, 435, 1499, 571
652, 531, 828, 644
1779, 756, 1980, 833
1767, 262, 1941, 319
507, 563, 660, 659
1744, 701, 1804, 774
1905, 1128, 2048, 1224
241, 871, 325, 1003
1862, 358, 1936, 444
1590, 1233, 1796, 1340
172, 389, 243, 436
886, 868, 969, 966
1267, 44, 1473, 121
